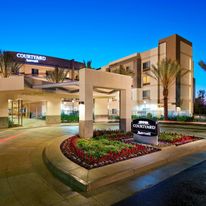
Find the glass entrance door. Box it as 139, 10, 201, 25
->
8, 100, 23, 127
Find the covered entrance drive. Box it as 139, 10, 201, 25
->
79, 69, 132, 138
0, 69, 131, 131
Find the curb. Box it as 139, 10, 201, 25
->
43, 137, 206, 192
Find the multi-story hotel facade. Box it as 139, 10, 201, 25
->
0, 34, 194, 128
101, 34, 194, 117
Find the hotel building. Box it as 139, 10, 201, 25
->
101, 34, 194, 117
0, 34, 194, 128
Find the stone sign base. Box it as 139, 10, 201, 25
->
134, 134, 158, 145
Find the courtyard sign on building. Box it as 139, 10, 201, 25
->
16, 53, 46, 63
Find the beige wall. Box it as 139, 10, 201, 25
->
0, 76, 24, 91
46, 98, 61, 116
94, 98, 108, 115
180, 41, 193, 114
0, 95, 8, 117
20, 64, 78, 79
20, 64, 54, 76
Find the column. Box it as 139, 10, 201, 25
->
46, 98, 61, 124
0, 95, 8, 128
79, 70, 93, 138
120, 89, 131, 132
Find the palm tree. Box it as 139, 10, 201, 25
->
0, 51, 23, 77
83, 60, 92, 69
199, 61, 206, 72
46, 66, 69, 83
147, 59, 189, 120
11, 61, 23, 75
110, 64, 134, 77
0, 51, 22, 77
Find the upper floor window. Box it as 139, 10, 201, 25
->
142, 90, 150, 99
126, 66, 130, 71
143, 61, 150, 71
143, 75, 150, 85
32, 68, 39, 76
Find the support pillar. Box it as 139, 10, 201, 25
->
46, 99, 61, 124
0, 95, 8, 128
79, 70, 93, 138
120, 89, 131, 132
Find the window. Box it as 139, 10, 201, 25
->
112, 109, 118, 115
32, 68, 39, 76
126, 66, 130, 71
143, 61, 150, 71
143, 75, 150, 85
142, 90, 150, 99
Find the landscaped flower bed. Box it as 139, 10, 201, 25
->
159, 132, 201, 146
61, 131, 159, 169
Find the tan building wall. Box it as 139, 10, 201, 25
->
20, 64, 79, 80
101, 34, 194, 117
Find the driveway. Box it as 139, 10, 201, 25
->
0, 124, 206, 206
114, 160, 206, 206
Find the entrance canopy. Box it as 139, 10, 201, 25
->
79, 69, 132, 138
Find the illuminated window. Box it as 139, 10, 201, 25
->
143, 75, 150, 85
143, 90, 150, 99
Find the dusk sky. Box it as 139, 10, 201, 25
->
1, 0, 206, 93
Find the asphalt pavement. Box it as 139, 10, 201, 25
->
114, 160, 206, 206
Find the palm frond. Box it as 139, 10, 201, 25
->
199, 61, 206, 72
0, 51, 23, 77
149, 58, 189, 89
83, 60, 93, 69
46, 66, 68, 83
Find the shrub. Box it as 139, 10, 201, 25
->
77, 137, 133, 158
159, 132, 182, 142
146, 113, 153, 119
176, 115, 194, 122
8, 119, 14, 127
61, 112, 79, 123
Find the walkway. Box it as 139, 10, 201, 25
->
0, 124, 206, 206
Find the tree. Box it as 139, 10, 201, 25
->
109, 64, 134, 77
11, 61, 23, 75
147, 58, 189, 120
83, 60, 92, 69
0, 51, 23, 77
46, 66, 69, 83
194, 90, 206, 115
199, 61, 206, 72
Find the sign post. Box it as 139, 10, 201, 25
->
131, 118, 159, 145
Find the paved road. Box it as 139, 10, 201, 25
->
0, 123, 206, 206
114, 160, 206, 206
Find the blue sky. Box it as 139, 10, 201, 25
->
0, 0, 206, 93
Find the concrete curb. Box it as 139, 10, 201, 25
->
43, 137, 206, 192
159, 121, 206, 130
